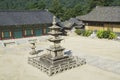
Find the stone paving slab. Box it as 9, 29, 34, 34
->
85, 55, 120, 74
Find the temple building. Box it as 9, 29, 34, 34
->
61, 18, 84, 30
76, 6, 120, 33
0, 10, 53, 40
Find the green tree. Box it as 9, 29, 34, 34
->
83, 0, 106, 14
0, 0, 119, 20
37, 1, 46, 10
94, 0, 105, 6
104, 0, 114, 6
73, 4, 84, 16
26, 1, 46, 10
63, 8, 75, 20
49, 0, 64, 20
110, 0, 120, 6
26, 2, 37, 10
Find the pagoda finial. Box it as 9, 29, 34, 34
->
52, 16, 57, 25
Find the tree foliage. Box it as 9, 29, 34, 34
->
26, 1, 46, 10
48, 0, 64, 20
0, 0, 119, 20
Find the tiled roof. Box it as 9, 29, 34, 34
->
0, 10, 53, 26
76, 6, 120, 22
62, 18, 84, 28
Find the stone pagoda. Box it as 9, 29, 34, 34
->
28, 16, 86, 76
47, 16, 65, 59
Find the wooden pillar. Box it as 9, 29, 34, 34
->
9, 26, 14, 39
43, 24, 46, 35
42, 24, 44, 35
85, 23, 89, 30
33, 25, 35, 36
10, 31, 12, 38
22, 27, 25, 37
1, 32, 4, 40
11, 29, 14, 39
33, 28, 35, 36
44, 28, 46, 35
0, 31, 1, 40
42, 28, 45, 35
31, 29, 34, 36
24, 30, 26, 37
10, 30, 14, 39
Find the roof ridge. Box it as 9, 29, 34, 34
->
0, 9, 48, 12
96, 6, 120, 9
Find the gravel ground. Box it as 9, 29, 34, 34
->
0, 35, 120, 80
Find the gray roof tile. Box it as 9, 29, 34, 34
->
0, 10, 53, 26
76, 6, 120, 22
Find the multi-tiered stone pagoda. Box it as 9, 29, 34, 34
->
28, 16, 86, 76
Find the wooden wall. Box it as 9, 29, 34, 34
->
85, 26, 104, 31
104, 24, 120, 32
85, 22, 120, 32
0, 23, 51, 40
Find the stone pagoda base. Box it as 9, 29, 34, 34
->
28, 54, 86, 76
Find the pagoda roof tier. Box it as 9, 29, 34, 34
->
48, 55, 69, 61
48, 32, 62, 35
49, 25, 61, 29
47, 46, 65, 52
47, 48, 65, 52
48, 38, 63, 42
49, 28, 61, 30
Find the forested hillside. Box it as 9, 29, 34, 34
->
0, 0, 120, 21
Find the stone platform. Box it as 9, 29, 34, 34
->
28, 54, 86, 76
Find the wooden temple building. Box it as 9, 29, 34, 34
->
77, 6, 120, 33
0, 10, 53, 40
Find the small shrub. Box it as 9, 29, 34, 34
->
82, 30, 93, 37
75, 29, 81, 35
103, 30, 110, 38
97, 30, 117, 39
108, 32, 117, 39
96, 30, 104, 38
75, 29, 85, 35
75, 29, 93, 37
81, 30, 85, 36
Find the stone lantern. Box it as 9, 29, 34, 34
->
29, 41, 36, 55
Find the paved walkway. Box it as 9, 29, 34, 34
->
77, 54, 120, 74
89, 56, 120, 74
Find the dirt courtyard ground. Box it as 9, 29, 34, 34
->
0, 35, 120, 80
